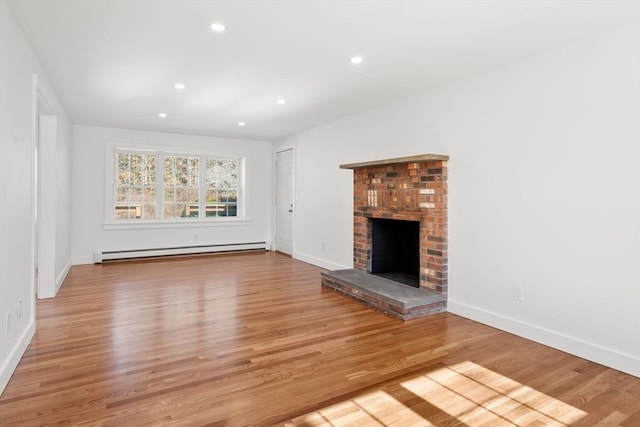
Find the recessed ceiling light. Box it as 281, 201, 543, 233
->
350, 56, 363, 64
158, 113, 167, 118
210, 22, 226, 32
174, 83, 185, 90
277, 99, 286, 104
238, 121, 245, 126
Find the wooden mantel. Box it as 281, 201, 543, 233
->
339, 153, 449, 169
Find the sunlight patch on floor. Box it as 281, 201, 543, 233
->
402, 361, 587, 426
287, 389, 435, 427
287, 361, 586, 426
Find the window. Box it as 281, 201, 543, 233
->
115, 152, 156, 219
205, 158, 238, 217
164, 155, 200, 219
111, 148, 242, 222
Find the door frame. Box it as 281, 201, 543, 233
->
273, 143, 295, 255
36, 113, 57, 298
32, 75, 58, 300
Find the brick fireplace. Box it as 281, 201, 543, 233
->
321, 154, 449, 319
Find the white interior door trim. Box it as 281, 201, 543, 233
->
274, 144, 295, 255
35, 84, 58, 299
37, 114, 57, 298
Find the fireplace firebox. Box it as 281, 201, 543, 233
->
369, 218, 420, 287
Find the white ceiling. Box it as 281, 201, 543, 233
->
8, 0, 640, 141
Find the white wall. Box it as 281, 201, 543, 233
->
0, 0, 73, 394
278, 24, 640, 377
71, 125, 273, 263
55, 111, 73, 288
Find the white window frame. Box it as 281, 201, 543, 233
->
103, 142, 249, 230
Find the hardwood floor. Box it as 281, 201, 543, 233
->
1, 251, 638, 426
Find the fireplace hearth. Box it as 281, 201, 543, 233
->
321, 154, 449, 319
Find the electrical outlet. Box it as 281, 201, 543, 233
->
17, 299, 22, 319
513, 286, 524, 302
193, 234, 199, 242
321, 242, 326, 252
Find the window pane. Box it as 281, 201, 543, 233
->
164, 155, 200, 218
164, 203, 192, 219
114, 151, 157, 220
164, 157, 175, 186
189, 158, 199, 186
142, 204, 156, 219
129, 187, 142, 203
144, 157, 156, 185
117, 154, 130, 185
175, 188, 188, 203
164, 188, 175, 202
143, 188, 156, 202
116, 187, 128, 202
176, 203, 188, 218
178, 170, 188, 185
205, 158, 238, 217
185, 203, 199, 218
164, 204, 175, 219
130, 154, 143, 185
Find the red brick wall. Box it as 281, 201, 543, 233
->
352, 160, 448, 294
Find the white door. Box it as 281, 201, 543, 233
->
275, 149, 294, 255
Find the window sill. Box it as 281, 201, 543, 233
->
103, 218, 252, 230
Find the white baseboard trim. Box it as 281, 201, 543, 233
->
448, 299, 640, 378
293, 251, 351, 271
55, 259, 72, 294
0, 320, 35, 396
72, 255, 94, 265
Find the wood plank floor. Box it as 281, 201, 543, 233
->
1, 251, 638, 426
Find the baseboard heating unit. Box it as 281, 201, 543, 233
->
93, 242, 267, 263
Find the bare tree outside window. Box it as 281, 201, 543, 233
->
206, 159, 238, 217
115, 152, 157, 219
164, 156, 200, 218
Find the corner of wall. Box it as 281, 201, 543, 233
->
54, 259, 72, 294
72, 256, 94, 266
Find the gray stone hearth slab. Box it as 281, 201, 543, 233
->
321, 269, 446, 320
